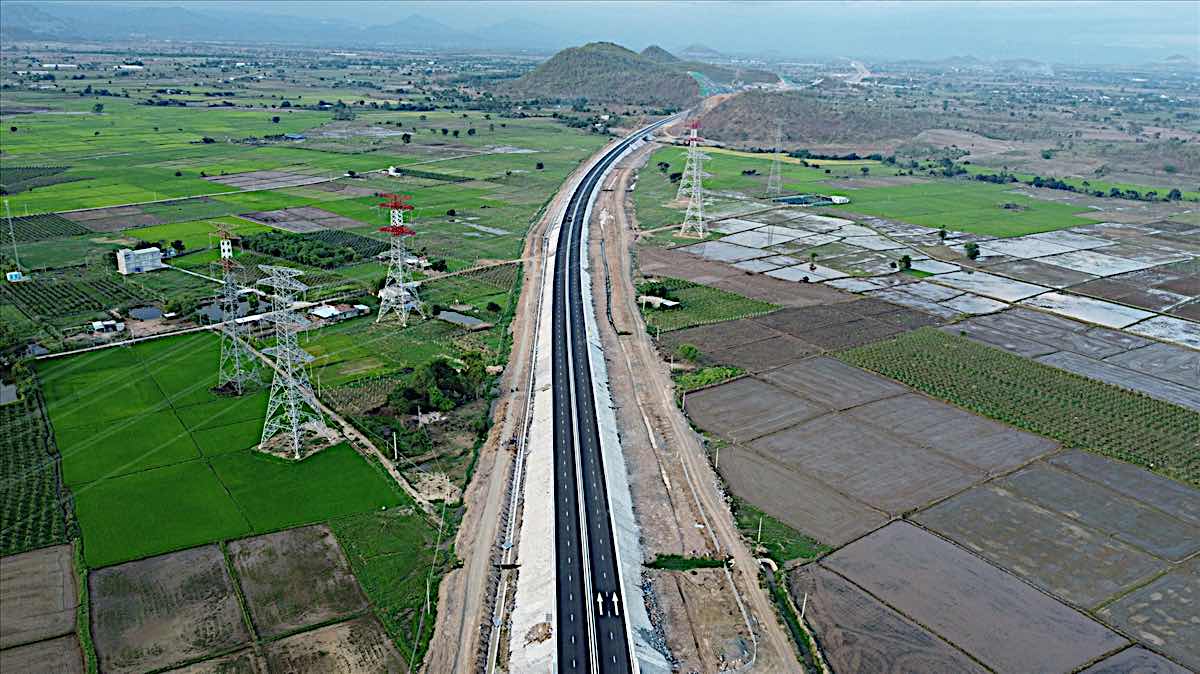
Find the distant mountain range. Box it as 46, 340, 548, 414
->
501, 42, 777, 107
0, 3, 566, 51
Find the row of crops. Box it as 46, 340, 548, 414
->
0, 166, 84, 198
0, 385, 70, 556
839, 328, 1200, 487
305, 230, 388, 258
0, 274, 149, 322
3, 212, 91, 242
638, 277, 779, 333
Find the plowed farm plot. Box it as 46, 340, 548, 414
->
90, 544, 250, 674
0, 634, 83, 674
717, 445, 886, 546
914, 484, 1166, 608
1097, 560, 1200, 671
759, 356, 906, 411
263, 616, 407, 673
790, 566, 988, 674
683, 377, 826, 443
0, 544, 76, 649
227, 524, 369, 638
750, 414, 979, 515
844, 393, 1056, 473
823, 522, 1127, 674
705, 334, 818, 373
659, 319, 785, 354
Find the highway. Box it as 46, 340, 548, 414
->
552, 118, 670, 674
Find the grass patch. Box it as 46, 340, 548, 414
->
646, 554, 726, 571
675, 365, 744, 392
732, 499, 830, 565
840, 328, 1200, 486
330, 505, 449, 667
638, 277, 777, 333
826, 181, 1099, 237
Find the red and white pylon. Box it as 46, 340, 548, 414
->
377, 193, 424, 324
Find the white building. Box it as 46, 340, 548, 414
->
116, 248, 164, 275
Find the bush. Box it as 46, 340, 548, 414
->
676, 343, 701, 362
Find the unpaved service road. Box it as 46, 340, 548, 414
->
594, 142, 801, 672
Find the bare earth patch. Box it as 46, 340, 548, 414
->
0, 634, 84, 674
227, 524, 369, 639
0, 543, 77, 649
263, 616, 407, 673
90, 544, 250, 673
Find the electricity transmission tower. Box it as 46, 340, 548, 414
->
677, 120, 708, 238
377, 193, 424, 325
767, 121, 784, 197
258, 264, 325, 459
213, 229, 258, 395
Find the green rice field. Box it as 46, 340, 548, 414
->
36, 332, 406, 567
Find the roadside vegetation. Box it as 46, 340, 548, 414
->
732, 499, 830, 565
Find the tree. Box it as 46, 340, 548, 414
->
174, 170, 182, 177
860, 166, 869, 176
447, 209, 456, 217
441, 128, 449, 135
452, 129, 459, 137
467, 128, 476, 136
535, 162, 544, 170
657, 161, 670, 173
271, 115, 280, 123
92, 103, 104, 114
401, 133, 412, 144
964, 242, 980, 260
937, 228, 948, 242
809, 252, 818, 271
486, 301, 502, 313
898, 254, 912, 271
1168, 188, 1182, 201
170, 240, 185, 253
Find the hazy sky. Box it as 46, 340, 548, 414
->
36, 1, 1200, 63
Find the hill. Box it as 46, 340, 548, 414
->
502, 42, 778, 107
680, 44, 723, 60
502, 42, 702, 107
697, 89, 943, 152
641, 45, 682, 63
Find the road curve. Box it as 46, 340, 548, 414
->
553, 119, 671, 674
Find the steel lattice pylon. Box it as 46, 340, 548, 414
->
767, 121, 784, 197
677, 121, 708, 238
214, 235, 259, 395
257, 264, 325, 459
377, 193, 424, 325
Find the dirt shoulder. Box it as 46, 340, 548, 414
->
423, 140, 615, 674
591, 143, 802, 672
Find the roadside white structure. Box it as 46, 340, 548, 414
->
115, 248, 164, 275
